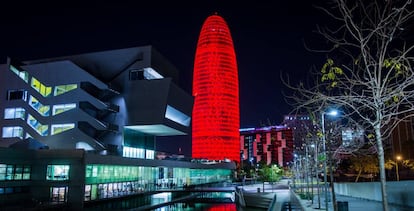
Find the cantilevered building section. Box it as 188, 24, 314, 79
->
192, 14, 240, 162
0, 46, 193, 157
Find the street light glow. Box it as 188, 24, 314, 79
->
326, 109, 338, 116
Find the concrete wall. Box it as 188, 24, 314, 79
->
334, 181, 414, 207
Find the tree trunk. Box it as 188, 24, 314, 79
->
375, 126, 389, 211
355, 168, 362, 183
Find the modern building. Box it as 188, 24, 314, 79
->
0, 147, 235, 210
282, 114, 315, 151
0, 45, 193, 157
239, 126, 294, 167
0, 46, 236, 209
192, 13, 240, 162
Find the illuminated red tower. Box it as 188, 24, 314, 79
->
192, 14, 240, 162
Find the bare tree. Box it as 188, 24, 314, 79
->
283, 0, 414, 210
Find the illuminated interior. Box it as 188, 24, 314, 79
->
10, 65, 29, 83
4, 108, 25, 120
31, 77, 52, 97
192, 14, 240, 162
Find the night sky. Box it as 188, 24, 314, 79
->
0, 1, 331, 156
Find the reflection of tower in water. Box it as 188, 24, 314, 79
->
192, 13, 240, 162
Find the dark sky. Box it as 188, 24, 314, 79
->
0, 1, 330, 155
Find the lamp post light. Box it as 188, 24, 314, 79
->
396, 155, 402, 181
321, 109, 338, 211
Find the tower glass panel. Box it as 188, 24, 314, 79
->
192, 14, 240, 162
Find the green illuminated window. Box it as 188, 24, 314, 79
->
31, 77, 52, 97
29, 95, 50, 116
51, 123, 75, 135
27, 115, 49, 136
10, 65, 29, 83
52, 103, 76, 116
0, 164, 30, 181
54, 84, 77, 96
46, 165, 70, 181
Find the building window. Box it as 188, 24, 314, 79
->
146, 149, 155, 160
51, 123, 75, 135
31, 77, 52, 97
2, 126, 23, 139
52, 103, 76, 116
0, 164, 30, 181
54, 84, 77, 96
50, 186, 68, 203
129, 68, 163, 80
7, 90, 27, 101
10, 65, 29, 83
4, 108, 25, 120
27, 114, 49, 136
165, 105, 191, 127
46, 165, 70, 181
29, 95, 50, 116
123, 146, 145, 159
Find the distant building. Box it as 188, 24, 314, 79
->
282, 114, 315, 151
239, 126, 294, 167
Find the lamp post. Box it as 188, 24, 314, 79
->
396, 155, 402, 181
321, 110, 338, 211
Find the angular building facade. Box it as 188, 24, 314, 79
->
192, 14, 240, 162
0, 45, 193, 157
0, 46, 236, 210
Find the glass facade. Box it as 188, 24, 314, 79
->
27, 114, 48, 136
31, 77, 52, 97
10, 65, 29, 83
46, 165, 70, 181
51, 123, 75, 135
4, 108, 25, 120
54, 84, 77, 96
29, 95, 50, 116
52, 103, 76, 116
2, 126, 23, 139
0, 164, 31, 181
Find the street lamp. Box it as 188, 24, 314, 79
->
321, 109, 338, 211
396, 155, 402, 181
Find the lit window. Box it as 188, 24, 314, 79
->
54, 84, 77, 96
146, 149, 155, 160
4, 108, 25, 119
10, 65, 29, 83
2, 126, 23, 139
46, 165, 70, 181
165, 105, 191, 126
27, 114, 48, 136
52, 104, 76, 116
51, 123, 75, 135
31, 77, 52, 97
123, 146, 145, 159
29, 95, 50, 116
129, 68, 163, 80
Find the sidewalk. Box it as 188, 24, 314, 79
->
293, 191, 412, 211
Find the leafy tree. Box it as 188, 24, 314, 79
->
283, 1, 414, 210
259, 164, 283, 182
349, 154, 379, 182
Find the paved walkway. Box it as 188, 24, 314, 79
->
242, 180, 413, 211
292, 188, 412, 211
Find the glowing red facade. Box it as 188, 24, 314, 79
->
192, 14, 240, 162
